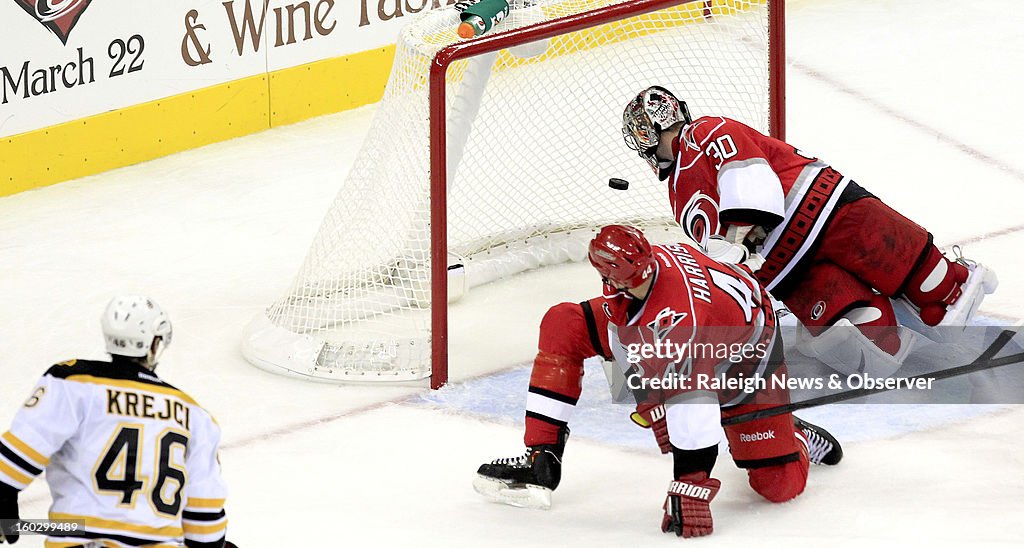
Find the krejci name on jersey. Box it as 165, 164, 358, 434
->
106, 389, 191, 430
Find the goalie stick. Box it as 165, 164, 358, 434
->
721, 328, 1024, 426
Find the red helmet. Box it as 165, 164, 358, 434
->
588, 225, 655, 289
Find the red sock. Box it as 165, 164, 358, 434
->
524, 351, 583, 447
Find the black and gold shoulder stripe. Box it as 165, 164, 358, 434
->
45, 359, 197, 406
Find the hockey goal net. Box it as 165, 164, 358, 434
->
243, 0, 784, 388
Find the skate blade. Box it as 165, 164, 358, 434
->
472, 475, 552, 510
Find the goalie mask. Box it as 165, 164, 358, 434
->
102, 296, 173, 369
622, 86, 691, 181
588, 225, 655, 290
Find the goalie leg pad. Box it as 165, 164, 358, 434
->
894, 261, 998, 343
937, 261, 998, 327
796, 316, 920, 378
936, 261, 998, 331
900, 244, 970, 326
786, 262, 911, 362
840, 294, 904, 356
784, 261, 876, 331
817, 197, 930, 296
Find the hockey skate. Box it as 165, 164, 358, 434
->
473, 428, 568, 510
794, 416, 843, 466
896, 247, 999, 344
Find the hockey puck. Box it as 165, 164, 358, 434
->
608, 178, 630, 190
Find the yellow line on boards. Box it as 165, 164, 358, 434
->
0, 47, 395, 197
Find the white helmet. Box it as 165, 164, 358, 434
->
101, 296, 172, 367
622, 86, 692, 181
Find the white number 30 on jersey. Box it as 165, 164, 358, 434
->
704, 134, 738, 170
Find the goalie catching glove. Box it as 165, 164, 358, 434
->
705, 236, 765, 271
662, 471, 721, 538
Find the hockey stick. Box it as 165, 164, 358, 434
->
721, 328, 1023, 426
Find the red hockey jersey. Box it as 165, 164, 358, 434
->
602, 243, 778, 404
668, 117, 853, 293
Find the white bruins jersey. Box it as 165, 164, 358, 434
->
0, 359, 228, 547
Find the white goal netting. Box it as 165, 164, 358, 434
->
243, 0, 777, 383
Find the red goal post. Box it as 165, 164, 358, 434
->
428, 0, 785, 388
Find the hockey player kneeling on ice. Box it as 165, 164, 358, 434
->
622, 86, 998, 377
0, 296, 236, 548
474, 226, 842, 538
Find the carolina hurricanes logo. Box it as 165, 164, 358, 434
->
14, 0, 92, 44
680, 192, 720, 250
647, 306, 688, 343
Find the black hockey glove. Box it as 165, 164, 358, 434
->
0, 482, 20, 544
